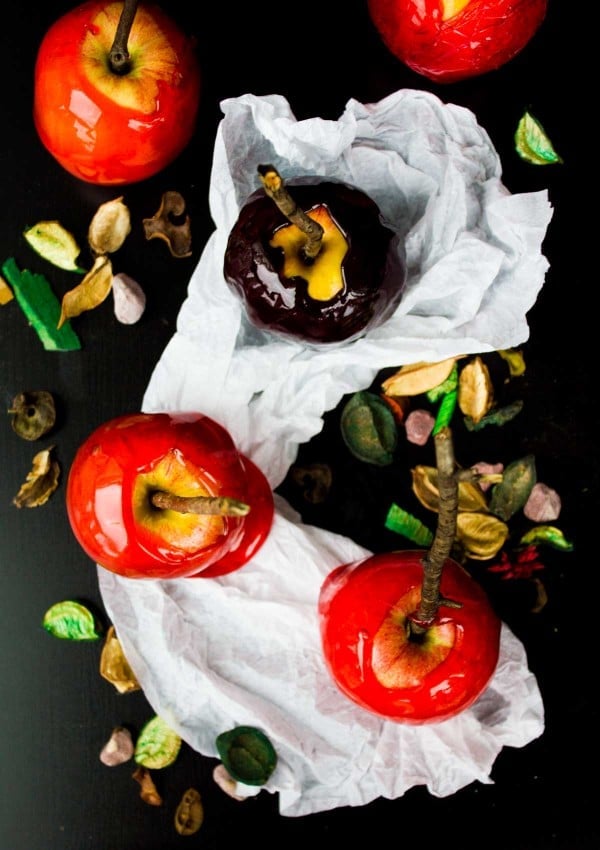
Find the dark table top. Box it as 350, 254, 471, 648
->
1, 2, 596, 849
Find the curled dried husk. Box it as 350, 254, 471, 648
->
412, 465, 488, 514
456, 511, 509, 560
132, 766, 162, 806
100, 625, 141, 693
143, 191, 192, 258
58, 255, 113, 328
88, 197, 131, 255
13, 446, 60, 507
174, 788, 204, 835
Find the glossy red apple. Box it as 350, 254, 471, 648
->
66, 412, 274, 579
367, 0, 548, 83
33, 0, 201, 184
319, 550, 501, 723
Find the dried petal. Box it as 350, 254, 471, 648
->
0, 274, 14, 304
8, 390, 56, 440
523, 482, 561, 522
497, 348, 526, 377
13, 446, 60, 507
23, 220, 84, 272
213, 764, 248, 801
58, 255, 113, 328
382, 358, 458, 397
380, 394, 410, 424
290, 463, 332, 504
134, 716, 182, 769
112, 273, 146, 324
143, 191, 192, 258
412, 465, 488, 514
340, 391, 397, 466
520, 525, 574, 551
471, 462, 504, 492
384, 503, 434, 546
174, 788, 204, 835
464, 400, 524, 431
100, 726, 134, 766
88, 197, 131, 255
99, 625, 141, 694
42, 599, 101, 640
405, 409, 435, 445
458, 356, 493, 424
456, 511, 509, 560
132, 766, 163, 806
215, 726, 277, 786
515, 111, 563, 166
489, 455, 537, 521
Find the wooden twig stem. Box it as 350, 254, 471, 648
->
257, 164, 324, 260
151, 492, 250, 517
109, 0, 139, 75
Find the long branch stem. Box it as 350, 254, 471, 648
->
257, 164, 324, 260
109, 0, 139, 75
151, 492, 250, 517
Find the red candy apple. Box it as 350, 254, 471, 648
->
367, 0, 548, 83
33, 0, 201, 184
318, 427, 501, 723
66, 412, 274, 579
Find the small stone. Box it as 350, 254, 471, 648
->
100, 726, 134, 766
524, 482, 561, 522
405, 409, 435, 445
112, 273, 146, 324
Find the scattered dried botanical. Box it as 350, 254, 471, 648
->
0, 274, 14, 304
340, 391, 397, 466
489, 455, 537, 521
23, 220, 84, 272
99, 625, 141, 694
132, 766, 163, 807
412, 466, 489, 514
88, 197, 131, 256
520, 525, 574, 551
111, 273, 146, 325
42, 599, 101, 640
100, 726, 134, 766
515, 111, 563, 166
456, 511, 510, 560
382, 358, 459, 397
58, 255, 113, 328
13, 446, 60, 507
143, 191, 192, 258
464, 400, 524, 431
497, 348, 526, 377
8, 390, 56, 441
174, 788, 204, 835
458, 356, 493, 424
212, 764, 248, 801
134, 715, 182, 769
523, 482, 561, 522
215, 726, 277, 786
384, 503, 433, 546
290, 463, 332, 504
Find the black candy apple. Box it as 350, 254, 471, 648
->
223, 165, 406, 345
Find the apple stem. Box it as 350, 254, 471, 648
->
409, 427, 461, 636
151, 491, 251, 517
109, 0, 139, 75
257, 165, 324, 260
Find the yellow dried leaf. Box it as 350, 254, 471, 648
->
23, 220, 84, 272
382, 358, 460, 397
88, 197, 131, 255
13, 447, 60, 508
99, 625, 141, 694
456, 511, 509, 560
498, 348, 526, 377
412, 465, 489, 514
0, 274, 14, 305
58, 255, 113, 328
458, 356, 493, 423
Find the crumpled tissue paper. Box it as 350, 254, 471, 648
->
98, 89, 549, 817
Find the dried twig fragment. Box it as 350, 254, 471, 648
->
132, 766, 163, 807
88, 197, 131, 255
99, 625, 141, 694
143, 191, 192, 258
174, 788, 204, 835
9, 390, 56, 441
13, 446, 60, 507
100, 726, 134, 766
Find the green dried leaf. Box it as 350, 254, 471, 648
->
489, 455, 537, 521
520, 525, 574, 551
340, 391, 397, 466
42, 600, 101, 640
515, 111, 563, 166
426, 364, 458, 402
464, 400, 524, 431
135, 716, 182, 769
216, 726, 277, 787
432, 388, 458, 435
384, 503, 434, 546
23, 221, 85, 272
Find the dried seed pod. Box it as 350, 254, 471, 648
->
88, 197, 131, 255
100, 726, 134, 766
9, 390, 56, 440
143, 191, 192, 258
456, 511, 509, 560
99, 625, 141, 694
42, 600, 101, 641
58, 255, 113, 328
174, 788, 203, 835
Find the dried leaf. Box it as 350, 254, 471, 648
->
497, 348, 526, 377
13, 446, 60, 507
112, 272, 146, 324
174, 788, 204, 835
523, 482, 561, 522
515, 111, 563, 166
143, 191, 192, 258
382, 358, 458, 397
134, 716, 182, 769
99, 625, 141, 694
456, 511, 509, 560
412, 465, 488, 514
531, 577, 549, 613
489, 455, 537, 521
458, 356, 493, 423
58, 255, 113, 328
215, 726, 277, 786
8, 390, 56, 440
1, 258, 81, 351
100, 726, 134, 766
0, 274, 14, 304
132, 766, 163, 807
432, 388, 458, 435
384, 503, 434, 546
88, 197, 131, 255
290, 463, 332, 503
464, 400, 524, 431
426, 363, 459, 402
380, 394, 410, 424
471, 461, 504, 492
340, 391, 397, 466
520, 525, 574, 551
42, 599, 101, 640
23, 220, 85, 272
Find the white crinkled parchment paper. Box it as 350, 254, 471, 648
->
98, 89, 548, 817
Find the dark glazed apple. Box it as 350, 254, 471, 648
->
223, 166, 406, 345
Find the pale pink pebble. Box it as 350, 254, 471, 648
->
212, 765, 248, 801
471, 462, 504, 492
405, 410, 435, 445
524, 482, 562, 522
99, 726, 134, 766
112, 272, 146, 324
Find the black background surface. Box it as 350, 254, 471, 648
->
1, 2, 596, 849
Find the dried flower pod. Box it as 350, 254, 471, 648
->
9, 390, 56, 441
112, 273, 146, 325
88, 197, 131, 255
100, 726, 134, 766
212, 764, 248, 801
13, 446, 60, 508
99, 625, 141, 694
143, 191, 192, 258
174, 788, 204, 835
132, 766, 162, 807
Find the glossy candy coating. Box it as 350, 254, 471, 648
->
319, 550, 501, 723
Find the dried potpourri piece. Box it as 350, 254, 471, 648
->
212, 764, 249, 801
1, 258, 81, 351
405, 409, 435, 445
464, 400, 523, 431
520, 525, 574, 551
100, 726, 135, 766
290, 463, 332, 504
99, 625, 141, 694
523, 482, 562, 522
515, 111, 563, 166
132, 766, 163, 806
0, 274, 14, 304
458, 356, 494, 424
384, 503, 433, 546
143, 191, 192, 258
111, 273, 146, 325
174, 788, 204, 835
23, 220, 85, 272
58, 255, 114, 328
42, 599, 101, 640
411, 465, 489, 514
489, 455, 537, 521
497, 348, 526, 377
215, 726, 277, 786
456, 511, 509, 560
340, 391, 397, 466
13, 446, 60, 507
8, 390, 56, 440
382, 358, 459, 397
134, 716, 182, 769
87, 197, 131, 256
